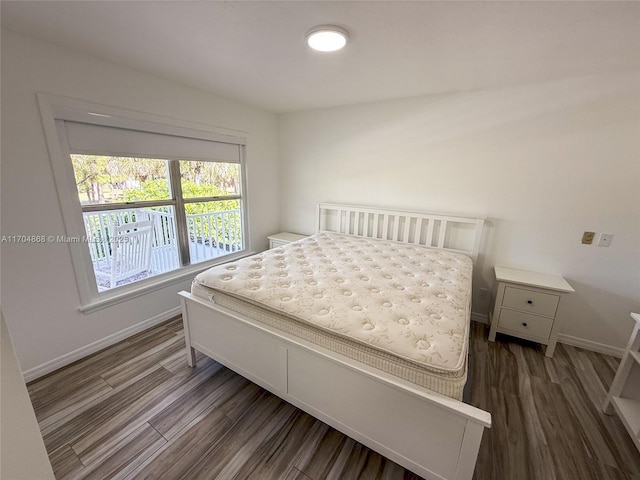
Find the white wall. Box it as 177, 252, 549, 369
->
1, 312, 55, 479
1, 29, 280, 373
278, 71, 640, 350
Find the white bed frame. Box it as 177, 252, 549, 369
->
179, 204, 491, 480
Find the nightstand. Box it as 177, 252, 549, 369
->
488, 266, 574, 357
267, 232, 307, 249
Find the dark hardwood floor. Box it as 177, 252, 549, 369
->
27, 317, 640, 479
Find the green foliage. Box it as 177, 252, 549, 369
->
123, 179, 169, 202
72, 156, 240, 207
72, 155, 112, 203
123, 180, 238, 214
72, 155, 171, 204
186, 199, 240, 215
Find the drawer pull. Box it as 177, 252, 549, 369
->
522, 322, 528, 327
527, 300, 533, 305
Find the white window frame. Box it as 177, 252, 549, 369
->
38, 93, 251, 313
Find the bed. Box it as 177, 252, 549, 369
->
179, 203, 491, 480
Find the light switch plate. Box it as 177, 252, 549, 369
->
582, 231, 595, 245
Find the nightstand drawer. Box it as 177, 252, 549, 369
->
498, 309, 554, 339
269, 240, 289, 249
502, 286, 559, 318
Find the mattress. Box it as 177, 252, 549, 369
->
192, 232, 473, 399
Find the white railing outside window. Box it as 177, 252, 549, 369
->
82, 207, 242, 290
187, 209, 243, 262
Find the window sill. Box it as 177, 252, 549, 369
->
79, 250, 256, 314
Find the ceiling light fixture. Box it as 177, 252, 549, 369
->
306, 25, 349, 52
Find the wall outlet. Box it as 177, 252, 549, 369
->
478, 288, 490, 300
581, 231, 595, 245
597, 233, 613, 247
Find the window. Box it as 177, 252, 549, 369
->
39, 94, 248, 311
72, 156, 243, 291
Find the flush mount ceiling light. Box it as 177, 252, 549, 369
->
306, 25, 349, 52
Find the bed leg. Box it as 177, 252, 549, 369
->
186, 346, 197, 367
456, 420, 487, 480
180, 295, 197, 368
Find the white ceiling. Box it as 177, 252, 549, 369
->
2, 1, 639, 113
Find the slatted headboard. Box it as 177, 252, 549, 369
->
316, 203, 485, 263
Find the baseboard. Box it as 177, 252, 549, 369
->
23, 306, 182, 383
557, 333, 624, 358
471, 312, 489, 324
471, 313, 623, 358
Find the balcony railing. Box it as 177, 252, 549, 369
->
82, 207, 242, 290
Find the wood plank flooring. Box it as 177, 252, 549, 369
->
27, 317, 640, 480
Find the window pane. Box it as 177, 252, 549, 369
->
71, 155, 171, 205
186, 200, 243, 263
179, 161, 240, 199
83, 207, 180, 291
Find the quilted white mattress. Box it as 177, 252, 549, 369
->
192, 233, 473, 399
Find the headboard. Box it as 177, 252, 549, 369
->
316, 203, 485, 263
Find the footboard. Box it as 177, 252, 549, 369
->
179, 291, 491, 480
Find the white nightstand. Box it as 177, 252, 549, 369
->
488, 266, 574, 357
267, 232, 307, 249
